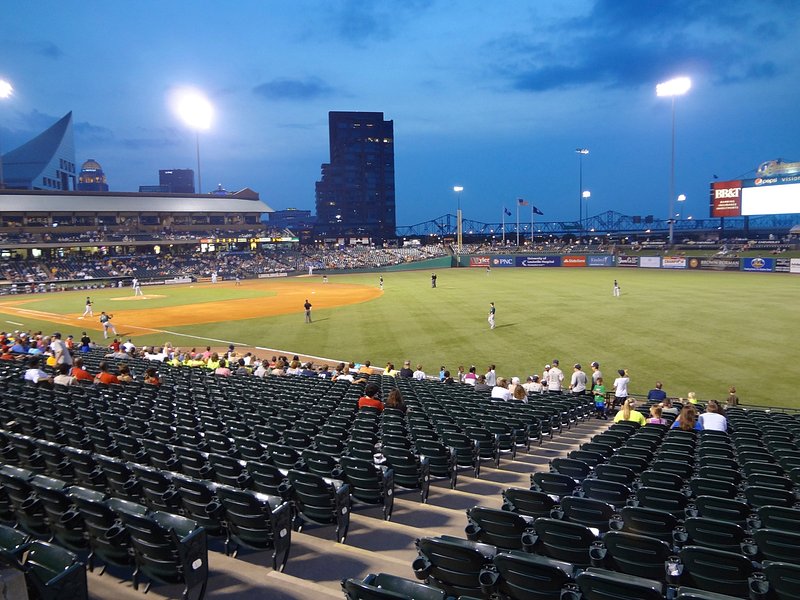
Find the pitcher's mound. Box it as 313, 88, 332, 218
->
110, 295, 165, 301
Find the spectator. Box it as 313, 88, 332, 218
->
94, 361, 120, 385
117, 364, 134, 383
647, 381, 667, 402
614, 398, 646, 426
660, 397, 679, 418
385, 389, 406, 414
71, 357, 94, 382
412, 364, 427, 380
592, 376, 607, 419
612, 369, 630, 409
726, 386, 739, 407
398, 361, 414, 378
699, 400, 727, 432
463, 366, 477, 386
672, 405, 702, 431
646, 405, 668, 425
24, 356, 52, 387
53, 362, 77, 386
474, 374, 491, 393
511, 384, 528, 403
215, 358, 231, 377
358, 383, 384, 412
491, 377, 512, 401
144, 367, 161, 386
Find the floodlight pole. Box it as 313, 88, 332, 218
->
453, 186, 464, 253
195, 130, 202, 194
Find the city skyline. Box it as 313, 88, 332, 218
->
1, 1, 798, 226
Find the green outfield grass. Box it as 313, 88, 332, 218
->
0, 268, 797, 407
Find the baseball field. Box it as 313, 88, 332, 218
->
0, 267, 796, 407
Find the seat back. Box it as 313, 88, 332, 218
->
531, 472, 577, 499
601, 531, 672, 580
413, 536, 496, 597
679, 545, 754, 598
581, 478, 632, 508
23, 540, 88, 600
575, 567, 664, 600
694, 496, 752, 527
560, 496, 615, 532
636, 486, 689, 513
502, 488, 556, 519
618, 506, 678, 543
683, 517, 747, 554
752, 528, 800, 565
343, 573, 446, 600
287, 470, 351, 542
756, 505, 800, 534
465, 506, 533, 551
531, 518, 597, 566
493, 551, 574, 600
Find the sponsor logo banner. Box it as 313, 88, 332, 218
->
587, 255, 614, 267
515, 255, 561, 267
617, 256, 638, 267
141, 280, 166, 286
791, 258, 800, 274
469, 256, 491, 267
775, 258, 791, 273
640, 256, 662, 268
710, 180, 743, 217
258, 272, 289, 278
688, 257, 740, 271
742, 257, 774, 272
491, 256, 515, 267
662, 256, 687, 269
562, 255, 587, 267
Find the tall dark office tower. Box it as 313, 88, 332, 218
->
315, 111, 395, 242
159, 169, 195, 194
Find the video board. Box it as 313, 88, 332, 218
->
710, 175, 800, 217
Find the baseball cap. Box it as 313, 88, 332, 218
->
591, 361, 599, 368
511, 377, 520, 384
544, 364, 551, 369
552, 359, 559, 365
574, 364, 581, 370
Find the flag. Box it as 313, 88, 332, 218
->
504, 208, 512, 217
532, 205, 544, 216
518, 198, 529, 206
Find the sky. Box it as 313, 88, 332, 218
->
2, 0, 799, 227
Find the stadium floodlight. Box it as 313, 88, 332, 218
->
171, 87, 214, 194
657, 76, 691, 245
453, 186, 464, 252
0, 78, 13, 189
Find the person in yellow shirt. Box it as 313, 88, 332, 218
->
613, 398, 646, 426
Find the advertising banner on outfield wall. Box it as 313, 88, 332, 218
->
470, 256, 491, 267
791, 258, 800, 274
617, 256, 639, 267
742, 258, 774, 272
491, 256, 516, 267
687, 257, 740, 271
562, 255, 587, 267
662, 257, 687, 269
587, 255, 614, 267
775, 258, 791, 273
515, 255, 561, 267
640, 256, 662, 268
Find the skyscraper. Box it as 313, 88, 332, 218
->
77, 159, 109, 191
315, 111, 395, 242
159, 169, 195, 194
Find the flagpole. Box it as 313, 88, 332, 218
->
501, 207, 506, 245
516, 203, 520, 246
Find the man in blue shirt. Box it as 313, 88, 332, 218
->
647, 381, 667, 401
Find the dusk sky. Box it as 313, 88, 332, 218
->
2, 0, 799, 226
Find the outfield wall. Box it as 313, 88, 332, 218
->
460, 254, 800, 274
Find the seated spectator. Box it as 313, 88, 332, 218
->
646, 405, 668, 425
660, 397, 680, 418
511, 384, 528, 403
358, 361, 374, 375
491, 377, 512, 401
441, 370, 455, 384
384, 362, 398, 377
685, 391, 698, 405
215, 358, 231, 377
144, 367, 160, 386
398, 361, 414, 378
523, 375, 544, 394
614, 398, 646, 426
24, 356, 52, 386
357, 383, 384, 412
117, 364, 134, 383
70, 357, 93, 382
385, 389, 406, 414
473, 374, 491, 393
234, 358, 250, 376
412, 364, 426, 380
94, 361, 120, 385
699, 400, 727, 432
53, 362, 77, 386
508, 376, 522, 396
672, 405, 702, 431
647, 381, 667, 402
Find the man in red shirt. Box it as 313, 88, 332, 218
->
94, 361, 120, 385
357, 383, 384, 412
70, 357, 94, 382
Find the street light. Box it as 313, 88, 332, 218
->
172, 88, 213, 194
453, 186, 464, 252
656, 76, 691, 245
0, 78, 13, 190
576, 148, 589, 237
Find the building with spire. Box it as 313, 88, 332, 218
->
0, 112, 76, 190
76, 159, 109, 191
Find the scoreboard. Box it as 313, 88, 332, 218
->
710, 175, 800, 217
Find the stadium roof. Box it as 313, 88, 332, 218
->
0, 189, 273, 213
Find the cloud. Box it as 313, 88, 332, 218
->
38, 41, 63, 59
487, 0, 798, 93
253, 77, 335, 101
324, 0, 435, 45
119, 137, 180, 150
74, 121, 114, 142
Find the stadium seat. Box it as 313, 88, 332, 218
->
575, 567, 663, 600
559, 496, 616, 532
342, 572, 447, 600
530, 518, 599, 567
597, 530, 673, 581
636, 486, 690, 514
381, 445, 431, 503
753, 528, 800, 565
128, 463, 183, 513
29, 475, 89, 553
171, 474, 227, 540
501, 487, 557, 519
340, 456, 395, 520
491, 551, 575, 600
465, 506, 535, 551
639, 469, 685, 492
581, 478, 632, 508
0, 464, 51, 538
287, 470, 351, 543
550, 457, 592, 481
414, 440, 457, 489
531, 472, 579, 499
214, 484, 291, 570
678, 545, 755, 598
19, 540, 89, 600
762, 561, 800, 600
593, 463, 637, 487
441, 432, 480, 478
689, 477, 740, 499
413, 535, 496, 598
616, 506, 680, 544
755, 504, 800, 534
694, 495, 753, 528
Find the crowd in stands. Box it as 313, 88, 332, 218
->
1, 328, 744, 423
